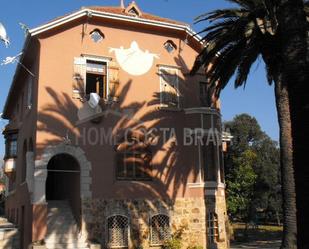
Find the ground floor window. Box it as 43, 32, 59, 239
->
150, 214, 170, 245
107, 215, 129, 248
207, 212, 219, 244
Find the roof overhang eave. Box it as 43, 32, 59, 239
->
29, 8, 202, 43
2, 34, 32, 119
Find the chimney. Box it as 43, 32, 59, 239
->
120, 0, 125, 8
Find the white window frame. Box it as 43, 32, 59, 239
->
198, 113, 224, 184
83, 56, 110, 99
159, 65, 180, 108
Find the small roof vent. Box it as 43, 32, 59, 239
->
125, 1, 142, 17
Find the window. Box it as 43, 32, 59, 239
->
86, 60, 107, 99
200, 82, 211, 107
164, 41, 177, 54
159, 67, 179, 108
116, 135, 152, 181
90, 29, 105, 43
5, 133, 18, 158
27, 76, 33, 108
21, 140, 27, 182
201, 142, 218, 182
207, 212, 219, 244
150, 214, 170, 245
116, 151, 151, 180
20, 92, 24, 119
219, 145, 225, 183
107, 215, 129, 248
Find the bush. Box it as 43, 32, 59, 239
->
163, 237, 182, 249
163, 224, 187, 249
187, 246, 204, 249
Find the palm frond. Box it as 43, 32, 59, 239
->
208, 41, 247, 92
191, 0, 281, 96
235, 40, 260, 88
192, 16, 252, 75
226, 0, 263, 9
195, 9, 249, 23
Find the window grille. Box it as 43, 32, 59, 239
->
107, 215, 129, 248
207, 212, 219, 244
150, 214, 170, 245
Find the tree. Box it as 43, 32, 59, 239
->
225, 114, 281, 225
191, 1, 309, 248
226, 149, 257, 221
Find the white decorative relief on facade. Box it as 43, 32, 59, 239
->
109, 41, 159, 76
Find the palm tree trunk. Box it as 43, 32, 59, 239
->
277, 1, 309, 248
274, 75, 297, 249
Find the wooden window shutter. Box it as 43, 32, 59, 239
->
73, 57, 86, 99
108, 61, 120, 101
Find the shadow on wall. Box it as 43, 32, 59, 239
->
36, 70, 210, 246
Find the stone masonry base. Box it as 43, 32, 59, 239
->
82, 197, 229, 249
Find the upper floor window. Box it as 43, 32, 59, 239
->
27, 76, 33, 108
86, 60, 107, 99
207, 212, 219, 244
107, 215, 129, 248
159, 66, 179, 108
200, 82, 211, 107
150, 214, 170, 245
201, 141, 218, 182
90, 29, 105, 43
164, 40, 177, 54
5, 133, 18, 158
21, 140, 27, 182
116, 134, 152, 181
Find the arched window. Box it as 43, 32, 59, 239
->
90, 29, 105, 43
150, 214, 170, 245
107, 215, 129, 248
207, 212, 219, 244
164, 40, 177, 53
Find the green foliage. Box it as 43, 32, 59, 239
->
226, 149, 257, 216
163, 225, 187, 249
225, 114, 281, 223
163, 237, 182, 249
187, 246, 204, 249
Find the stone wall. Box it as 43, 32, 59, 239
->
205, 188, 229, 249
82, 198, 208, 249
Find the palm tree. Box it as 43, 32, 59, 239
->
191, 0, 309, 248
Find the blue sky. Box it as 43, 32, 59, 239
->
0, 0, 279, 157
